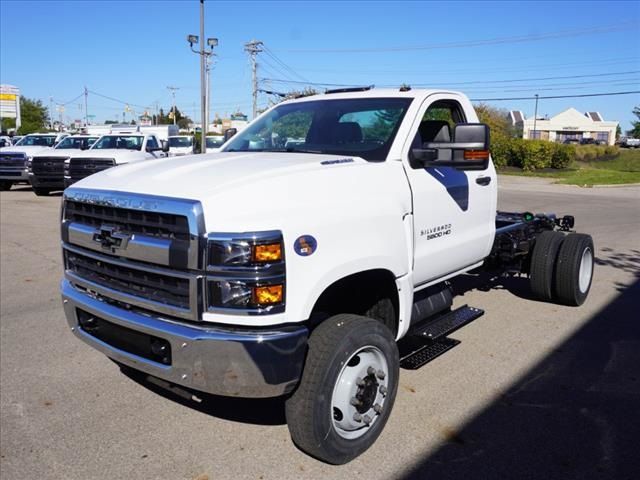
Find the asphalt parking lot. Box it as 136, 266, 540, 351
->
1, 177, 639, 480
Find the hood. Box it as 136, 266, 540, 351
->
33, 148, 85, 159
72, 149, 149, 163
0, 145, 53, 156
72, 151, 368, 199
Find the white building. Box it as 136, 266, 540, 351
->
510, 108, 618, 145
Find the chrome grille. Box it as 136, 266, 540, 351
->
64, 200, 190, 241
65, 249, 190, 309
62, 188, 205, 320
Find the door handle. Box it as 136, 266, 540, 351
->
476, 176, 492, 186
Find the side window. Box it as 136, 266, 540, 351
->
146, 136, 159, 149
413, 100, 467, 147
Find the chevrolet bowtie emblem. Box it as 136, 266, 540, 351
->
93, 225, 131, 251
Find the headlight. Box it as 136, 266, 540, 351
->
206, 231, 285, 313
64, 158, 70, 176
26, 157, 32, 171
207, 231, 283, 267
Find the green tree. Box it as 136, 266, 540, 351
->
628, 106, 640, 138
474, 103, 517, 138
15, 97, 49, 134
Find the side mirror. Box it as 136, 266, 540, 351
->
223, 128, 238, 142
161, 140, 170, 153
411, 123, 490, 170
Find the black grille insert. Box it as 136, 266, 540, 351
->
66, 250, 190, 309
68, 157, 115, 180
32, 156, 67, 175
64, 200, 190, 241
77, 309, 172, 365
0, 153, 27, 168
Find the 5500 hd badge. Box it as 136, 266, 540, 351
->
420, 223, 452, 240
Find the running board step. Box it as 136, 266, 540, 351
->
400, 338, 460, 370
410, 305, 484, 341
398, 305, 484, 370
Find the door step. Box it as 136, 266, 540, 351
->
399, 305, 484, 370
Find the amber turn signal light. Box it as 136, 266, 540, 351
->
464, 150, 490, 160
253, 243, 282, 262
253, 285, 284, 305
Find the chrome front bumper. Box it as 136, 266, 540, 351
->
61, 279, 308, 398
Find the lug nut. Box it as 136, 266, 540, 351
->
376, 370, 386, 380
353, 413, 362, 422
373, 403, 382, 414
367, 366, 376, 375
350, 397, 362, 406
379, 385, 388, 395
363, 414, 372, 425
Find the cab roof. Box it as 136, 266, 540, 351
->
283, 87, 466, 104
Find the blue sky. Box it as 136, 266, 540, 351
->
1, 0, 639, 129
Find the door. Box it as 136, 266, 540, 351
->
403, 94, 497, 287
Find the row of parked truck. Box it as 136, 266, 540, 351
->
0, 126, 228, 194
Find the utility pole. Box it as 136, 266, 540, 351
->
533, 94, 539, 139
167, 86, 179, 125
84, 86, 89, 127
49, 96, 54, 130
244, 39, 263, 119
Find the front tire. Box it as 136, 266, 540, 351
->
0, 180, 13, 191
285, 314, 399, 464
554, 233, 595, 306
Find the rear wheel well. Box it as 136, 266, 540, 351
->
309, 269, 399, 337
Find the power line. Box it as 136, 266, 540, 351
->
262, 45, 309, 83
277, 22, 638, 53
470, 90, 640, 102
410, 70, 640, 87
53, 92, 84, 106
87, 89, 147, 109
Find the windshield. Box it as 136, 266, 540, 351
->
206, 136, 224, 148
224, 97, 413, 161
18, 135, 57, 147
92, 135, 144, 150
55, 136, 98, 149
168, 137, 193, 147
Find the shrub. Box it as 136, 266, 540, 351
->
550, 143, 574, 169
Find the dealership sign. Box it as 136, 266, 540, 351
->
0, 84, 21, 129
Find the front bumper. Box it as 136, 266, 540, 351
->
0, 168, 29, 181
29, 173, 64, 189
61, 279, 308, 398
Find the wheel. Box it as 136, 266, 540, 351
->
529, 230, 565, 302
0, 180, 13, 191
33, 188, 51, 196
285, 314, 399, 464
554, 233, 594, 306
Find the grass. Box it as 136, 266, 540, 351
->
500, 149, 640, 186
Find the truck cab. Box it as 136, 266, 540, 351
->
167, 135, 195, 156
60, 88, 593, 464
0, 133, 68, 190
64, 129, 166, 187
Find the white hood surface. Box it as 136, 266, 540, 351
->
0, 145, 53, 156
71, 149, 150, 164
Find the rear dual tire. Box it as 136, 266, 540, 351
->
529, 232, 594, 306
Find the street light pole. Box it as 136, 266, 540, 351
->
187, 5, 218, 153
199, 0, 206, 152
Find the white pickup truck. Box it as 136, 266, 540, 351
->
28, 134, 99, 195
60, 88, 594, 464
0, 132, 68, 190
63, 131, 168, 187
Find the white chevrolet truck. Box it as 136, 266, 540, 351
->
64, 129, 169, 187
0, 132, 68, 190
60, 88, 594, 464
